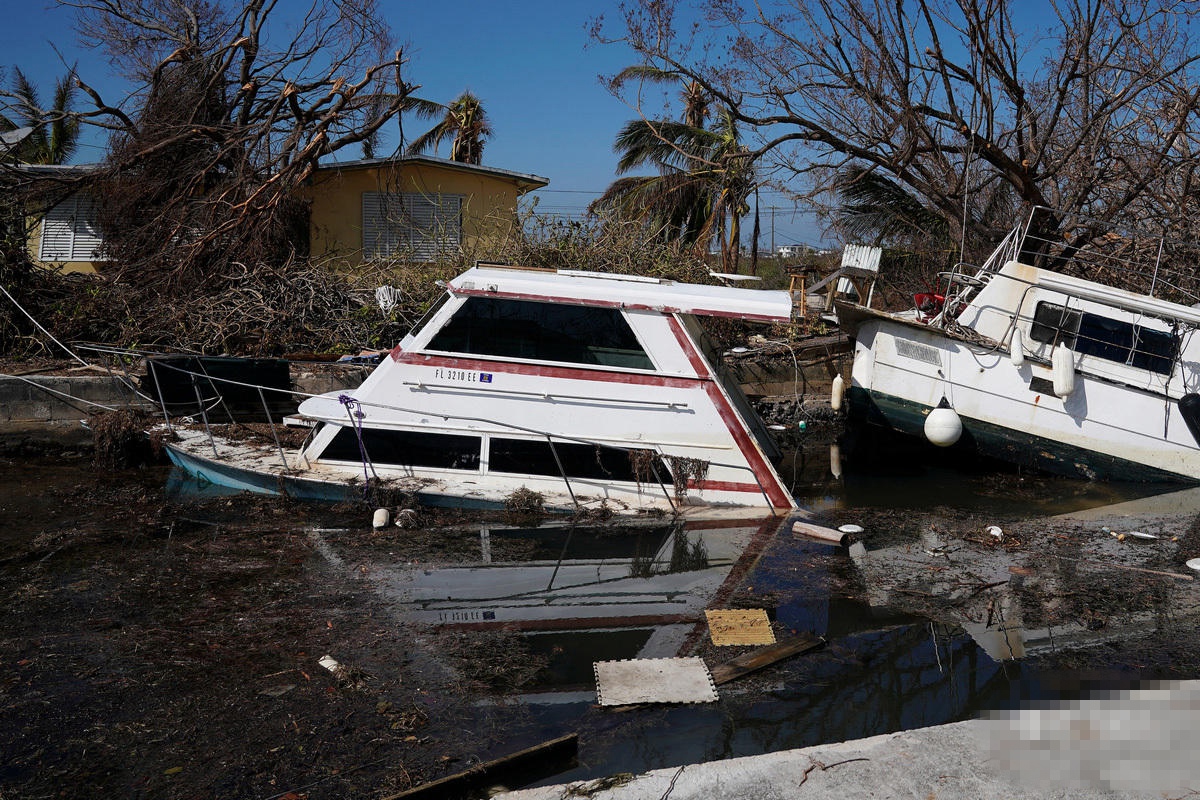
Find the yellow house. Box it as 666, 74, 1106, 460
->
23, 164, 105, 275
24, 156, 549, 274
303, 155, 549, 266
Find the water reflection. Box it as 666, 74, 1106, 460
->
315, 516, 783, 664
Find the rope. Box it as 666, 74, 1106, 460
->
338, 394, 373, 498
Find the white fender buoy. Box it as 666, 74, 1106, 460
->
924, 400, 963, 447
1052, 344, 1075, 398
830, 443, 843, 479
831, 374, 845, 412
1009, 328, 1025, 367
372, 508, 390, 530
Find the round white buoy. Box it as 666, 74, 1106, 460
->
1009, 328, 1025, 367
924, 404, 963, 447
372, 508, 390, 530
1052, 344, 1075, 398
831, 374, 845, 412
1187, 558, 1200, 572
838, 523, 864, 534
986, 525, 1003, 539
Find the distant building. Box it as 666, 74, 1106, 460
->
301, 155, 548, 266
22, 155, 550, 274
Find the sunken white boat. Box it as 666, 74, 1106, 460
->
164, 264, 798, 515
837, 208, 1200, 482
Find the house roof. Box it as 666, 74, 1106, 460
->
312, 155, 549, 192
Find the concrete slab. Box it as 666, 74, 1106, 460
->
593, 657, 717, 706
506, 681, 1200, 799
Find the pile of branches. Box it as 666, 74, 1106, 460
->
489, 211, 716, 283
106, 256, 395, 356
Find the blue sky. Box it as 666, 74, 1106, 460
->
1, 0, 826, 247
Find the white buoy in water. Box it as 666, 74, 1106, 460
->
831, 374, 845, 412
924, 401, 963, 447
372, 508, 390, 530
1009, 328, 1025, 367
1052, 344, 1075, 398
830, 443, 843, 479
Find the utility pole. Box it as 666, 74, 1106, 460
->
770, 207, 777, 255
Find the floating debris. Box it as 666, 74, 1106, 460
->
706, 609, 775, 646
594, 657, 717, 706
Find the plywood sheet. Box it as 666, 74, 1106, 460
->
594, 657, 718, 706
705, 608, 776, 646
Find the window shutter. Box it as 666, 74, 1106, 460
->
38, 194, 103, 261
362, 192, 463, 260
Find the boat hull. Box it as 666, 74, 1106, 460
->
846, 386, 1186, 483
845, 312, 1200, 484
162, 426, 786, 516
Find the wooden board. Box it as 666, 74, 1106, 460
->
709, 634, 826, 685
380, 734, 578, 799
705, 608, 776, 646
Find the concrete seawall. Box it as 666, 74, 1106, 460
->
0, 365, 370, 448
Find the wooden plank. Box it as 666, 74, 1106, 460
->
709, 634, 826, 686
380, 734, 578, 800
791, 519, 847, 545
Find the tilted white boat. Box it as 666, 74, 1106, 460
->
837, 209, 1200, 482
163, 264, 798, 515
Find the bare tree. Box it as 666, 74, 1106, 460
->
45, 0, 418, 292
595, 0, 1200, 266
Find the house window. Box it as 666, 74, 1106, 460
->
427, 296, 655, 369
38, 194, 103, 261
1029, 301, 1176, 375
362, 192, 462, 260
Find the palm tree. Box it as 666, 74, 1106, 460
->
611, 65, 710, 128
405, 91, 491, 165
593, 100, 755, 273
0, 67, 80, 164
834, 165, 950, 247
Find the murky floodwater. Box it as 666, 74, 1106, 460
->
4, 435, 1195, 796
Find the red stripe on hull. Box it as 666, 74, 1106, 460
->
667, 316, 794, 510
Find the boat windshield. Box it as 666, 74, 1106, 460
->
426, 296, 655, 370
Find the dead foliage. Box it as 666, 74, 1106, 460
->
504, 487, 545, 515
89, 408, 164, 469
437, 629, 549, 693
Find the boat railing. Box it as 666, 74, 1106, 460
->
1013, 205, 1200, 307
141, 359, 777, 512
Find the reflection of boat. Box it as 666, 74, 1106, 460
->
163, 265, 797, 515
373, 517, 780, 630
836, 208, 1200, 481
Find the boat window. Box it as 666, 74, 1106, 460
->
489, 437, 667, 483
1029, 301, 1176, 375
321, 428, 481, 470
1030, 302, 1082, 347
427, 296, 654, 370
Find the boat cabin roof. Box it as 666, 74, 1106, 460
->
447, 265, 793, 323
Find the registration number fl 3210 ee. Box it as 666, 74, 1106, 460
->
433, 368, 493, 383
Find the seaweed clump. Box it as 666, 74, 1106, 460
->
90, 408, 164, 469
